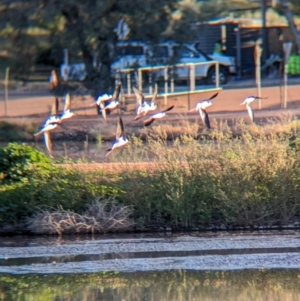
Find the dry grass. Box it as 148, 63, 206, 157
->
26, 199, 135, 235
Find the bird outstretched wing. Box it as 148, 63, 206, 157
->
150, 83, 158, 105
162, 105, 174, 113
63, 93, 71, 112
112, 83, 121, 100
246, 104, 255, 122
144, 117, 155, 127
199, 109, 210, 129
116, 117, 124, 139
133, 86, 145, 106
44, 131, 52, 157
51, 97, 59, 116
208, 92, 219, 100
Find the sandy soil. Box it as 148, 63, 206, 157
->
1, 83, 300, 118
1, 83, 300, 165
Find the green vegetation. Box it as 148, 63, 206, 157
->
1, 119, 300, 234
1, 270, 300, 301
0, 143, 125, 226
0, 121, 36, 142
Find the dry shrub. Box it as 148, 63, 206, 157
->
26, 198, 134, 235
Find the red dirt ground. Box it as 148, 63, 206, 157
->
1, 83, 300, 169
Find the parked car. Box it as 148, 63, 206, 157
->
111, 41, 236, 85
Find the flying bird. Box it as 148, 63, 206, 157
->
34, 121, 59, 137
134, 84, 158, 121
188, 92, 219, 129
60, 93, 76, 121
92, 83, 122, 121
43, 97, 60, 126
144, 105, 174, 127
240, 95, 268, 122
43, 131, 53, 157
106, 117, 129, 157
34, 97, 61, 136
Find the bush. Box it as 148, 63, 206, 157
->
0, 142, 51, 184
0, 143, 125, 223
26, 198, 134, 235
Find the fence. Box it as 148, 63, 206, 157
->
115, 61, 221, 98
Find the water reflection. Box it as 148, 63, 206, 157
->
1, 269, 300, 301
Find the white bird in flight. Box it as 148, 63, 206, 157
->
106, 117, 129, 157
92, 83, 121, 121
144, 105, 175, 127
133, 84, 158, 121
240, 95, 268, 122
188, 93, 219, 129
60, 93, 76, 121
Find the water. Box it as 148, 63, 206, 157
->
1, 269, 300, 301
2, 232, 300, 300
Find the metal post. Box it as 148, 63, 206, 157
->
189, 64, 195, 91
254, 42, 262, 109
215, 62, 220, 88
4, 67, 9, 116
282, 42, 293, 109
170, 68, 174, 93
235, 26, 242, 79
138, 69, 142, 92
127, 72, 131, 95
64, 48, 69, 65
283, 64, 288, 109
260, 0, 268, 63
149, 70, 153, 95
164, 67, 168, 105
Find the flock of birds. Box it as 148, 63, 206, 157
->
34, 83, 267, 158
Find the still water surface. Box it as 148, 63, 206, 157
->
1, 269, 300, 301
2, 232, 300, 300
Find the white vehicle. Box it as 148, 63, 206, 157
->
111, 41, 236, 85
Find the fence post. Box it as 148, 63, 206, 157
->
138, 69, 142, 92
164, 67, 168, 105
254, 41, 262, 109
282, 42, 293, 109
4, 67, 9, 117
149, 69, 153, 95
189, 64, 195, 91
127, 72, 131, 95
215, 62, 220, 88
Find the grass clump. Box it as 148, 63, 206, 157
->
26, 198, 134, 235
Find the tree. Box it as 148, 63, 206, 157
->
37, 0, 179, 94
279, 0, 300, 52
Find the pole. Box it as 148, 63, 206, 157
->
149, 70, 153, 95
138, 69, 142, 92
4, 67, 9, 116
127, 72, 131, 95
235, 26, 242, 79
164, 67, 168, 105
260, 0, 268, 63
170, 68, 174, 93
215, 62, 220, 88
189, 65, 195, 91
282, 42, 293, 109
254, 42, 262, 109
283, 64, 288, 109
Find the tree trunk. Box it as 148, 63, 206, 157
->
279, 0, 300, 53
